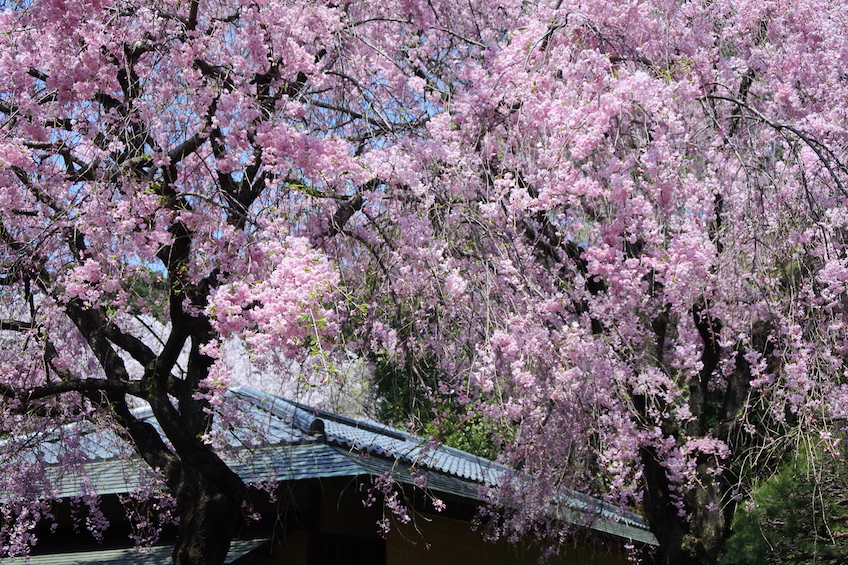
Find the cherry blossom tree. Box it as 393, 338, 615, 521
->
2, 0, 848, 564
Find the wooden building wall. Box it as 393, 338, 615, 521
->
240, 479, 633, 565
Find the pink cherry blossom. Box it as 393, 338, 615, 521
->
3, 0, 848, 563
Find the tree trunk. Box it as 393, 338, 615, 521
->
683, 461, 734, 565
639, 445, 689, 564
641, 447, 734, 565
171, 466, 246, 565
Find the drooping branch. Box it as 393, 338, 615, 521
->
705, 94, 848, 197
306, 97, 429, 134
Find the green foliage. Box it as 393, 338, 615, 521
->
126, 268, 169, 321
421, 411, 506, 461
372, 355, 438, 426
720, 444, 848, 565
372, 355, 506, 460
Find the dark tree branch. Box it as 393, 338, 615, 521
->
143, 326, 189, 391
0, 378, 130, 404
102, 321, 157, 368
194, 59, 236, 91
329, 193, 366, 236
61, 300, 135, 387
0, 94, 71, 131
106, 393, 183, 481
26, 68, 48, 82
0, 319, 34, 331
169, 132, 208, 165
306, 97, 428, 133
728, 69, 755, 136
187, 0, 199, 31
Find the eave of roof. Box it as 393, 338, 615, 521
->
35, 385, 657, 547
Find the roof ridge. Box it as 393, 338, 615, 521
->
230, 385, 416, 442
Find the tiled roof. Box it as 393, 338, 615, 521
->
37, 385, 657, 547
232, 386, 503, 484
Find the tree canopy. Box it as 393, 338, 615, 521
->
2, 0, 848, 563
